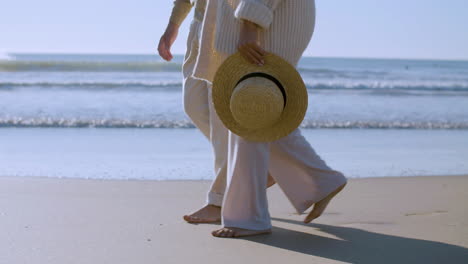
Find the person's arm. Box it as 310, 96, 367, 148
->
158, 0, 194, 61
235, 0, 283, 65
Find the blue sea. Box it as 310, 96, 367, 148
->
1, 53, 468, 129
0, 53, 467, 179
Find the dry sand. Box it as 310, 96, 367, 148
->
1, 175, 467, 264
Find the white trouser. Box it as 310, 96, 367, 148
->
182, 16, 277, 208
182, 7, 347, 231
206, 88, 347, 230
182, 18, 228, 207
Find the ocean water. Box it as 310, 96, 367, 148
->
0, 53, 467, 180
1, 53, 468, 129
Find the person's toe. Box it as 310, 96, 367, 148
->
226, 229, 235, 237
305, 209, 319, 223
184, 215, 196, 222
212, 228, 235, 238
213, 228, 225, 237
217, 229, 226, 237
221, 229, 231, 237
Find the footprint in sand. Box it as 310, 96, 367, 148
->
404, 210, 448, 216
339, 221, 395, 226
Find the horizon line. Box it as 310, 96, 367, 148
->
3, 51, 468, 62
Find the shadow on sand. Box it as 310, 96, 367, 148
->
241, 217, 468, 264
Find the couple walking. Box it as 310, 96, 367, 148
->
158, 0, 347, 238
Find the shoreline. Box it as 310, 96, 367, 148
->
2, 173, 468, 182
2, 128, 468, 180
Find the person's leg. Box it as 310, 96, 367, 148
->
207, 84, 271, 237
212, 130, 273, 237
222, 131, 272, 230
182, 77, 211, 140
181, 18, 227, 223
181, 20, 211, 140
184, 84, 276, 223
182, 80, 227, 210
203, 85, 279, 207
208, 0, 343, 234
203, 83, 229, 206
262, 0, 345, 223
181, 18, 227, 197
211, 127, 347, 237
268, 128, 348, 222
182, 14, 275, 225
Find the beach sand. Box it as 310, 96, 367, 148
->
1, 175, 467, 264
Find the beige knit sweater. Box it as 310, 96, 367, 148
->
169, 0, 193, 26
192, 0, 316, 84
169, 0, 207, 26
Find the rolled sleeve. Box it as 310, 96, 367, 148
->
234, 0, 274, 29
169, 0, 194, 26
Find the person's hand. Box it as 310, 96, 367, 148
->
237, 19, 267, 66
158, 22, 179, 61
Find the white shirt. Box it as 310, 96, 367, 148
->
192, 0, 315, 84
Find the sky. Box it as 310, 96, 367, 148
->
1, 0, 467, 60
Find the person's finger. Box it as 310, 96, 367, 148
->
238, 45, 253, 63
165, 40, 174, 60
158, 38, 173, 61
247, 42, 267, 57
244, 45, 264, 65
246, 48, 263, 65
157, 39, 164, 55
246, 43, 265, 64
163, 43, 173, 61
160, 47, 170, 61
158, 38, 169, 61
239, 45, 261, 65
239, 44, 258, 64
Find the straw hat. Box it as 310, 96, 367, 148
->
212, 51, 308, 142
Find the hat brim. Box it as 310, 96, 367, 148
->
212, 52, 308, 142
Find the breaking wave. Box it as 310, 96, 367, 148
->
1, 118, 467, 129
0, 81, 182, 90
1, 81, 468, 93
0, 60, 182, 72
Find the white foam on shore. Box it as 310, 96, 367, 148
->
0, 51, 12, 60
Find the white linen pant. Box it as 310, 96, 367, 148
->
182, 15, 274, 208
182, 3, 347, 230
182, 18, 228, 207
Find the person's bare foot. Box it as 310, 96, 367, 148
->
183, 204, 221, 223
183, 174, 275, 224
211, 227, 272, 238
303, 182, 347, 223
267, 173, 276, 188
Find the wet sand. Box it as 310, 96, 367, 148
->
1, 175, 467, 263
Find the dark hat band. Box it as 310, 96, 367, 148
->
235, 72, 287, 108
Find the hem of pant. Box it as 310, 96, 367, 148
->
206, 191, 224, 207
295, 174, 349, 215
222, 220, 272, 231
